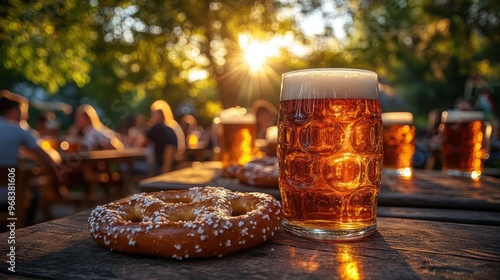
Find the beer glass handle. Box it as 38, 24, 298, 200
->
484, 121, 493, 159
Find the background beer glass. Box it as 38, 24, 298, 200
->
440, 111, 491, 180
278, 68, 383, 240
382, 112, 415, 178
214, 106, 257, 168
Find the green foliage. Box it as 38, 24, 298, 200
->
345, 0, 500, 118
0, 0, 97, 93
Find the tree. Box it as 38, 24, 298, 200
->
1, 0, 309, 126
0, 0, 97, 93
345, 0, 500, 119
3, 0, 499, 128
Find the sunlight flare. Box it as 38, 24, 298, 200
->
244, 41, 268, 72
239, 34, 276, 73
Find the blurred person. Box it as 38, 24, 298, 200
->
71, 104, 124, 151
454, 97, 475, 111
476, 89, 500, 169
478, 89, 496, 116
378, 77, 405, 112
423, 107, 445, 170
35, 111, 60, 137
180, 114, 206, 149
149, 100, 185, 155
0, 90, 62, 169
141, 102, 183, 174
120, 113, 146, 148
180, 114, 198, 139
0, 90, 62, 225
252, 100, 278, 139
34, 111, 60, 151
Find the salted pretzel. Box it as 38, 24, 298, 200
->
88, 186, 281, 259
220, 163, 243, 179
236, 157, 279, 188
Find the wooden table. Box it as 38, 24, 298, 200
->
3, 162, 500, 278
139, 162, 500, 226
39, 148, 147, 220
1, 210, 499, 279
61, 148, 146, 169
61, 148, 146, 198
380, 171, 500, 211
140, 162, 500, 209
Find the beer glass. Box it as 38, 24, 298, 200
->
278, 68, 383, 240
440, 111, 491, 179
214, 107, 257, 168
382, 112, 415, 178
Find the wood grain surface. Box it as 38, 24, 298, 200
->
1, 211, 499, 279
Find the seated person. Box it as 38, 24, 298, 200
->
120, 113, 146, 148
142, 107, 179, 175
0, 90, 62, 171
150, 100, 185, 157
71, 104, 124, 151
252, 100, 278, 139
0, 90, 62, 224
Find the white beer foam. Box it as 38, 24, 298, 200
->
281, 68, 379, 101
217, 106, 256, 124
382, 112, 414, 125
441, 111, 484, 123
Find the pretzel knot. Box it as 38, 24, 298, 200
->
88, 186, 282, 259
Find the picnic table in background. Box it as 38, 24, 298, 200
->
40, 148, 146, 220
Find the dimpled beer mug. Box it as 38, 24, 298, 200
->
214, 107, 257, 168
440, 111, 491, 180
278, 68, 383, 240
382, 112, 415, 178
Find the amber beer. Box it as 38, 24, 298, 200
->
382, 112, 415, 177
440, 111, 487, 179
216, 107, 256, 168
278, 69, 383, 240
